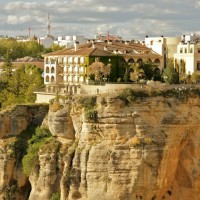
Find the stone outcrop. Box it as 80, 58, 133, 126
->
0, 104, 49, 199
0, 104, 49, 139
1, 95, 200, 200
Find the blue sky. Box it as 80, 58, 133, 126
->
0, 0, 200, 40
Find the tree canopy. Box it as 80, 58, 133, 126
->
0, 38, 64, 60
88, 61, 111, 81
162, 58, 179, 84
0, 64, 44, 109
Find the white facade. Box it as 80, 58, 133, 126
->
44, 55, 86, 93
174, 42, 200, 74
54, 35, 86, 48
145, 36, 181, 58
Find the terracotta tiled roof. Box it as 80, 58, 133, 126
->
43, 41, 161, 58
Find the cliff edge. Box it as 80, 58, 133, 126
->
0, 89, 200, 200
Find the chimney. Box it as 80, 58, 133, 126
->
74, 41, 79, 51
181, 35, 186, 43
125, 40, 130, 45
92, 40, 96, 48
114, 49, 118, 54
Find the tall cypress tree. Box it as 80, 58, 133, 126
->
2, 50, 13, 80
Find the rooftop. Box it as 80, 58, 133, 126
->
43, 41, 161, 59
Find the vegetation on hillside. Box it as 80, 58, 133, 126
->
117, 87, 200, 105
22, 127, 52, 176
0, 38, 64, 60
0, 62, 44, 109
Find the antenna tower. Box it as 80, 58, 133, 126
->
47, 13, 51, 36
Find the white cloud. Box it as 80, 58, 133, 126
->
7, 15, 31, 24
0, 0, 200, 39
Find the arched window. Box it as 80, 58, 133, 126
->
154, 59, 160, 64
51, 67, 55, 73
128, 58, 134, 64
46, 75, 49, 82
46, 66, 49, 73
137, 58, 143, 64
51, 76, 55, 82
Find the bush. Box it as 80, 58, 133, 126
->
22, 127, 51, 176
50, 101, 63, 112
3, 184, 18, 200
50, 192, 61, 200
117, 88, 149, 105
85, 109, 98, 122
79, 96, 97, 110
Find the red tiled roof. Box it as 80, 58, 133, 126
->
43, 41, 161, 58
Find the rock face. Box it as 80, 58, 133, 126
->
0, 104, 49, 139
1, 95, 200, 200
0, 104, 49, 199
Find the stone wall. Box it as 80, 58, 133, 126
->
81, 82, 200, 95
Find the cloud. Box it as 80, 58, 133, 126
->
0, 0, 200, 39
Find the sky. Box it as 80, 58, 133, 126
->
0, 0, 200, 40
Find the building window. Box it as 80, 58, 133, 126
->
46, 66, 49, 73
137, 58, 143, 64
190, 48, 193, 53
51, 67, 55, 73
128, 58, 134, 64
197, 62, 200, 71
180, 48, 183, 53
46, 75, 49, 82
154, 59, 160, 64
185, 48, 187, 53
198, 49, 200, 53
51, 76, 55, 82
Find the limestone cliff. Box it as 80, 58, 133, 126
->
0, 104, 49, 200
1, 91, 200, 200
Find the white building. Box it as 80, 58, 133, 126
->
145, 36, 181, 68
174, 41, 200, 74
54, 35, 86, 48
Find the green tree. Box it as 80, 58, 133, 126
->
162, 58, 179, 84
44, 44, 65, 54
0, 64, 44, 109
191, 72, 200, 83
2, 50, 13, 79
141, 61, 158, 80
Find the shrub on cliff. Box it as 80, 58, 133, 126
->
22, 127, 51, 176
50, 192, 61, 200
117, 88, 149, 105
